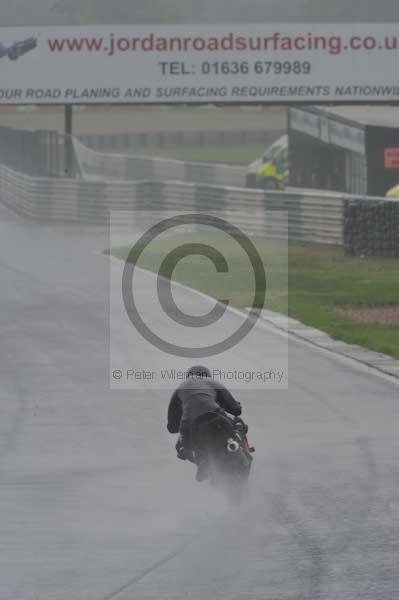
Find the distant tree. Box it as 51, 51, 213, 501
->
51, 0, 195, 24
51, 0, 293, 24
303, 0, 398, 21
54, 0, 399, 26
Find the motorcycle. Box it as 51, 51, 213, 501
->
189, 412, 255, 505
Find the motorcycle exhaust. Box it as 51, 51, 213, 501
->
227, 438, 240, 453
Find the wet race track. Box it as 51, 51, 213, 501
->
1, 202, 399, 600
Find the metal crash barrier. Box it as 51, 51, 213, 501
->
0, 162, 345, 244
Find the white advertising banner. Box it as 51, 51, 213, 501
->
1, 24, 399, 104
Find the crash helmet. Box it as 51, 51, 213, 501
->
186, 365, 212, 378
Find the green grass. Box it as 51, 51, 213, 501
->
112, 235, 399, 359
133, 143, 266, 164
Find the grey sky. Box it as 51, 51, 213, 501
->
0, 0, 397, 25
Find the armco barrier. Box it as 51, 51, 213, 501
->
0, 163, 345, 245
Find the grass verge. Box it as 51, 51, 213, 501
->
112, 235, 399, 359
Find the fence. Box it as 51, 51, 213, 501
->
78, 129, 282, 153
0, 124, 282, 179
0, 126, 250, 185
344, 197, 399, 257
0, 125, 75, 177
72, 138, 247, 187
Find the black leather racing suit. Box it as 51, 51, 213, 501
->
167, 376, 242, 453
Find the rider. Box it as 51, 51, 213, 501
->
167, 365, 244, 481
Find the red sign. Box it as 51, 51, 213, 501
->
384, 148, 399, 169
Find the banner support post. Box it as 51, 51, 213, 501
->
64, 104, 74, 176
